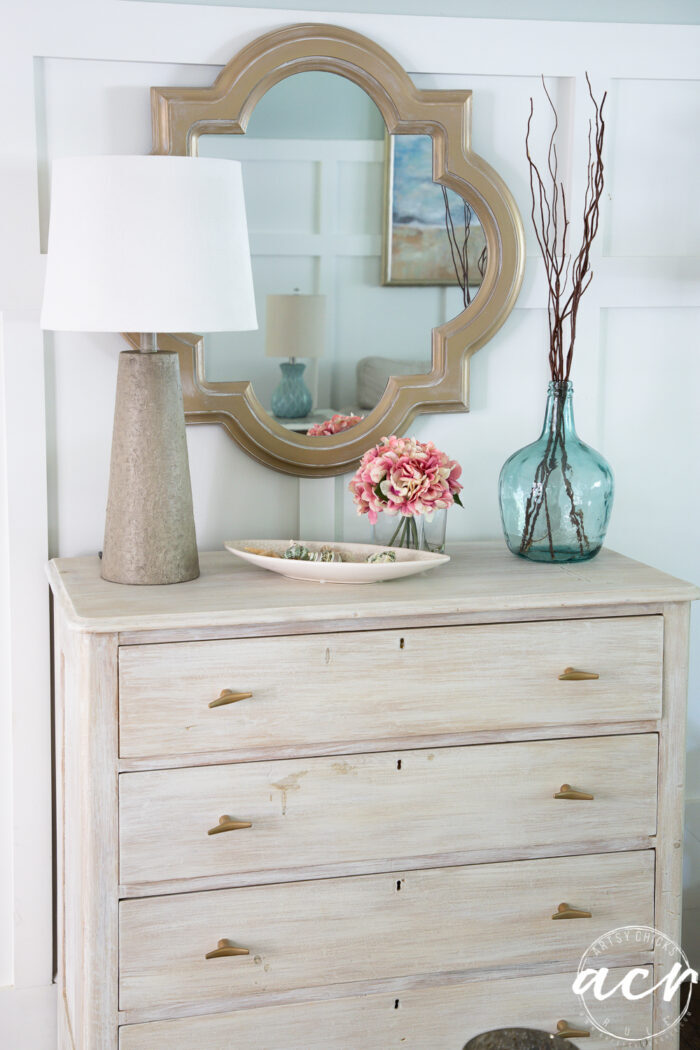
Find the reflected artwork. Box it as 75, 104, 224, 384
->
384, 134, 487, 289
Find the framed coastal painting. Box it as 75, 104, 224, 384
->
382, 133, 487, 289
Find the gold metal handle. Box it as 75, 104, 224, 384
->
555, 1020, 590, 1039
554, 783, 594, 801
209, 689, 253, 709
205, 938, 250, 960
558, 667, 599, 681
552, 902, 592, 920
208, 815, 252, 836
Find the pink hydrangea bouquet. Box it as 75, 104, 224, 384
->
308, 413, 363, 436
349, 435, 463, 548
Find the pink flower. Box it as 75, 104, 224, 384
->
348, 435, 463, 524
308, 413, 364, 436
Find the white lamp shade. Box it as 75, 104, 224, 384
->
265, 294, 326, 359
40, 155, 258, 333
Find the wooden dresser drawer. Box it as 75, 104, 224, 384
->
119, 966, 653, 1050
119, 850, 654, 1015
119, 733, 658, 890
119, 616, 663, 761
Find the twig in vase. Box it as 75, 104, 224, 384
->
519, 75, 606, 557
525, 74, 606, 381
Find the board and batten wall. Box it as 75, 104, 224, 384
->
0, 4, 699, 1048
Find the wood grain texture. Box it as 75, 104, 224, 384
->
116, 719, 660, 773
46, 543, 700, 636
653, 602, 691, 1049
116, 599, 670, 647
118, 966, 653, 1050
54, 616, 74, 1050
118, 616, 663, 761
54, 611, 120, 1050
119, 851, 655, 1015
59, 619, 85, 1046
76, 631, 120, 1050
119, 734, 658, 890
58, 993, 75, 1050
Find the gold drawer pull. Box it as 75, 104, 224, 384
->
554, 784, 594, 801
555, 1020, 590, 1039
208, 815, 252, 836
552, 902, 592, 920
209, 689, 253, 709
205, 938, 250, 960
558, 667, 599, 681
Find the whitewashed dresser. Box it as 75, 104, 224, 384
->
47, 542, 698, 1050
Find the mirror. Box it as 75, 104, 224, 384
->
199, 71, 487, 430
142, 23, 524, 475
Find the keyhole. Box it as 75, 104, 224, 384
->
396, 759, 402, 770
394, 999, 400, 1009
399, 638, 405, 649
396, 880, 402, 892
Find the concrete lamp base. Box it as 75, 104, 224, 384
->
101, 350, 200, 585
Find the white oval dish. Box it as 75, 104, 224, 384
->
224, 539, 449, 584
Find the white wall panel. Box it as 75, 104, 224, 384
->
605, 79, 700, 258
245, 159, 319, 233
0, 315, 14, 990
37, 56, 220, 248
336, 157, 383, 235
600, 306, 700, 776
187, 424, 301, 549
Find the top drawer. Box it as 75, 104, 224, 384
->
119, 616, 663, 761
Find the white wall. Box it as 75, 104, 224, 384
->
1, 5, 699, 1048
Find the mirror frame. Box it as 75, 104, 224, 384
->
129, 23, 525, 477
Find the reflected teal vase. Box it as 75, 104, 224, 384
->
270, 361, 312, 419
498, 381, 614, 562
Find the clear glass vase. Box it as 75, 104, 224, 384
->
372, 508, 448, 553
498, 381, 613, 562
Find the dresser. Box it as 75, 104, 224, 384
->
47, 542, 698, 1050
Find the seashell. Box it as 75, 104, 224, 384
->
367, 550, 397, 563
310, 546, 341, 563
284, 542, 311, 561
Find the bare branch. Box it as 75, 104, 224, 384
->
442, 185, 481, 307
527, 73, 606, 380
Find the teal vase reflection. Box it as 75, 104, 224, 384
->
498, 381, 614, 562
270, 361, 313, 419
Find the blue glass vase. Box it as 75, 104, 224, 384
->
270, 361, 312, 419
498, 381, 613, 562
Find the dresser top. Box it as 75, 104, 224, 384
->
47, 542, 698, 636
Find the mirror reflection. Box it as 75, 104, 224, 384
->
199, 71, 486, 433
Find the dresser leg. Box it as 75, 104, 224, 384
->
652, 602, 691, 1050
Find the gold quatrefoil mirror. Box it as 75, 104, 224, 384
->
128, 23, 525, 476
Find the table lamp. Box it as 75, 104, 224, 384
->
265, 293, 325, 419
41, 155, 257, 585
